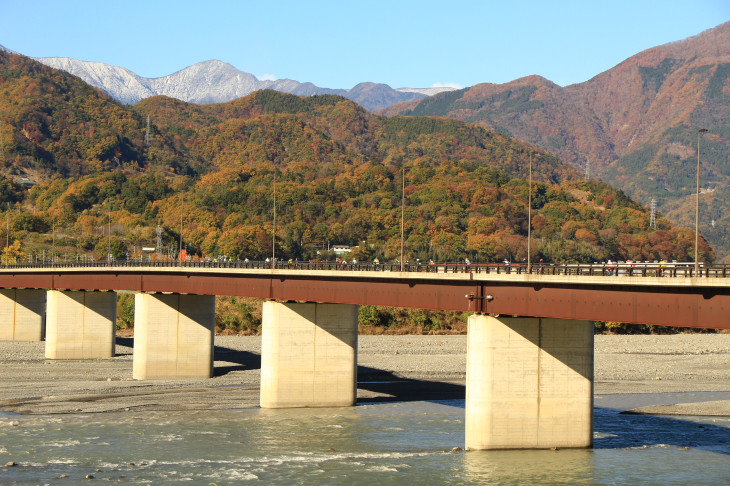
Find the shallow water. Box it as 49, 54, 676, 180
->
0, 395, 728, 485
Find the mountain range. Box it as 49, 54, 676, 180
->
0, 22, 728, 261
0, 48, 706, 269
30, 56, 454, 111
380, 22, 730, 260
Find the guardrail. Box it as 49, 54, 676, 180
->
2, 260, 729, 278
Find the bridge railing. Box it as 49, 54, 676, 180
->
2, 260, 728, 278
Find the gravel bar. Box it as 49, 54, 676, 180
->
0, 334, 728, 415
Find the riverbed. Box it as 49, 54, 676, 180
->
0, 334, 728, 484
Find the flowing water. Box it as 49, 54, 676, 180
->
1, 393, 728, 485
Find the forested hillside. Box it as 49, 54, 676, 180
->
0, 50, 713, 268
381, 22, 730, 261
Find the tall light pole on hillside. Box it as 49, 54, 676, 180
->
6, 203, 10, 250
400, 166, 405, 272
272, 171, 277, 269
179, 194, 184, 264
108, 206, 112, 263
695, 128, 708, 275
527, 152, 533, 273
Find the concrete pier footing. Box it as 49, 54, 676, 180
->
132, 293, 215, 380
0, 289, 46, 341
465, 315, 593, 450
260, 301, 358, 408
45, 290, 116, 359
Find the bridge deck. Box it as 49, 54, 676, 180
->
0, 263, 728, 329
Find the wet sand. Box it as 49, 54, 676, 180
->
0, 334, 728, 416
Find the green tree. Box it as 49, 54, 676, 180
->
116, 293, 135, 329
94, 236, 127, 260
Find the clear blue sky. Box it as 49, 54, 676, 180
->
1, 0, 728, 89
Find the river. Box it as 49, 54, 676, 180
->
1, 392, 728, 485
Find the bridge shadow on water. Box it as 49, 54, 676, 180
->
355, 369, 729, 453
593, 407, 729, 453
355, 371, 728, 453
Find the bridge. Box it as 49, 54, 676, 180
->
0, 261, 728, 451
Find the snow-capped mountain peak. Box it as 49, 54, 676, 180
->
34, 56, 457, 110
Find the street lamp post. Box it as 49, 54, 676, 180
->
695, 128, 708, 276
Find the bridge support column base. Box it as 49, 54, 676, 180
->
0, 289, 45, 341
133, 293, 215, 380
260, 301, 358, 408
45, 290, 116, 359
465, 315, 593, 450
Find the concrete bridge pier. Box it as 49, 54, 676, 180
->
132, 293, 215, 380
465, 315, 593, 450
45, 290, 116, 359
0, 289, 46, 341
260, 301, 358, 408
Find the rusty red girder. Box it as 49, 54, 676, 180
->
0, 269, 727, 329
476, 282, 729, 330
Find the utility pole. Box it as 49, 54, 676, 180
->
400, 166, 405, 272
695, 129, 708, 275
156, 224, 162, 259
527, 152, 532, 273
272, 172, 276, 269
179, 195, 184, 263
584, 159, 590, 182
649, 198, 656, 230
108, 206, 112, 262
145, 115, 150, 146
